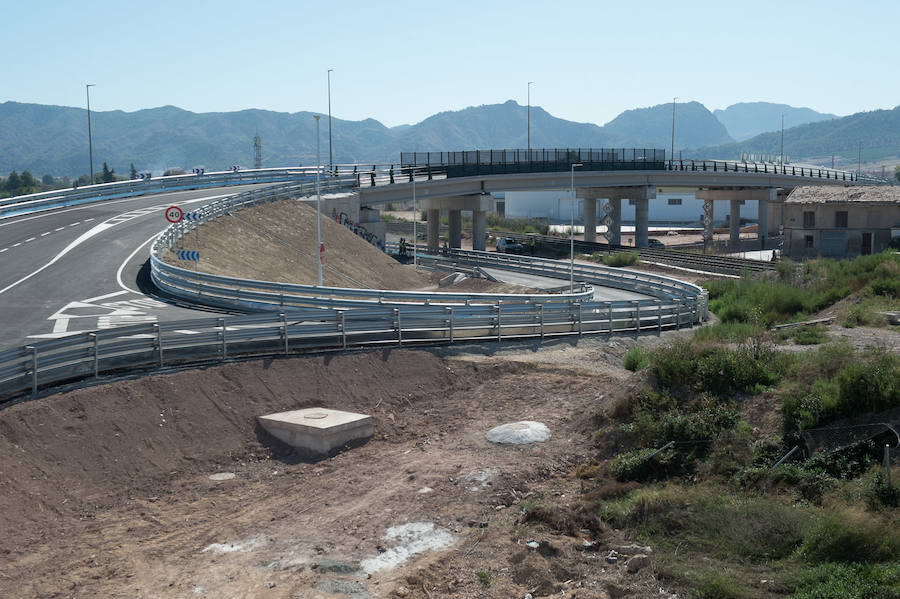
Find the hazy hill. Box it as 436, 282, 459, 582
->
713, 102, 839, 141
697, 106, 900, 165
603, 101, 733, 150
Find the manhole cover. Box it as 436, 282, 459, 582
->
209, 472, 236, 481
304, 412, 328, 420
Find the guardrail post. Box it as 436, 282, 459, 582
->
25, 345, 37, 397
154, 323, 164, 367
634, 300, 640, 338
219, 318, 227, 359
607, 303, 613, 336
280, 312, 288, 354
577, 303, 583, 337
656, 300, 662, 336
340, 311, 347, 349
538, 303, 544, 341
89, 332, 99, 377
497, 302, 503, 343
675, 300, 682, 330
394, 308, 402, 346
447, 306, 454, 343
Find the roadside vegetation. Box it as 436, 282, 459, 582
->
577, 252, 900, 597
589, 251, 641, 268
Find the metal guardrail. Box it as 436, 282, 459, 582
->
0, 294, 704, 403
0, 167, 328, 217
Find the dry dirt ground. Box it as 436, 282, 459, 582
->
0, 331, 695, 599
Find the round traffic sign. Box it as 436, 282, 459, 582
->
166, 205, 183, 223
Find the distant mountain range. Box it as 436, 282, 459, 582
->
1, 98, 891, 178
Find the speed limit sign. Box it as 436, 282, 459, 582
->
165, 206, 183, 223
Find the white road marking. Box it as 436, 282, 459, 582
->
25, 237, 36, 242
0, 248, 6, 253
70, 221, 80, 226
40, 232, 51, 236
0, 195, 227, 296
116, 232, 161, 295
12, 242, 21, 247
84, 218, 94, 222
55, 227, 64, 231
52, 318, 70, 333
84, 290, 129, 303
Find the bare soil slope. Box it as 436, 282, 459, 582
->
0, 340, 674, 599
166, 200, 430, 289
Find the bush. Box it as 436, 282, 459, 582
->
694, 322, 763, 343
652, 340, 784, 396
732, 464, 836, 502
792, 325, 829, 345
623, 346, 650, 371
866, 469, 900, 509
603, 251, 639, 267
792, 562, 900, 599
802, 511, 900, 563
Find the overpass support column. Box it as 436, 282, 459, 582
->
472, 210, 487, 251
757, 188, 774, 249
448, 209, 462, 248
635, 198, 649, 248
729, 199, 741, 249
607, 198, 622, 246
583, 197, 597, 243
702, 199, 714, 252
427, 209, 440, 248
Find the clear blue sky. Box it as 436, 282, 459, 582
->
3, 0, 897, 127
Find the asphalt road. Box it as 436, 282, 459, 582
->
0, 186, 267, 347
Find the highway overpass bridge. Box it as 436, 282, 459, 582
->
357, 148, 868, 251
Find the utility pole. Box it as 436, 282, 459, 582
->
858, 142, 862, 179
253, 132, 262, 170
86, 84, 96, 184
780, 114, 784, 166
327, 69, 334, 171
527, 81, 533, 153
670, 97, 677, 164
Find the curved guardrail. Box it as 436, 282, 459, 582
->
0, 291, 704, 403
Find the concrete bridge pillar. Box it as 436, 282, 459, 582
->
472, 210, 487, 251
702, 199, 714, 252
758, 188, 775, 249
635, 198, 649, 248
448, 209, 462, 248
583, 197, 597, 243
730, 199, 741, 249
607, 198, 622, 246
427, 208, 440, 248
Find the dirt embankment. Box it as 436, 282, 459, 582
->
165, 200, 431, 290
0, 338, 675, 599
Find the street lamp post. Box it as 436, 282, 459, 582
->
86, 84, 96, 184
670, 97, 677, 165
314, 115, 323, 287
527, 81, 533, 153
858, 142, 862, 179
780, 114, 785, 166
327, 69, 334, 172
570, 163, 583, 292
412, 175, 417, 269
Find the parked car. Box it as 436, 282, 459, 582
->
647, 238, 666, 249
496, 237, 524, 254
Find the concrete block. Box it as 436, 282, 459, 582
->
258, 407, 373, 455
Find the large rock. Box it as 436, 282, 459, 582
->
626, 554, 651, 574
485, 421, 551, 445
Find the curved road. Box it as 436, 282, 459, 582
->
0, 186, 271, 344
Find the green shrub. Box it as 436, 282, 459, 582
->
623, 346, 650, 371
694, 322, 763, 343
802, 511, 900, 563
695, 571, 748, 599
732, 464, 836, 502
792, 562, 900, 599
792, 325, 829, 345
603, 251, 639, 267
866, 469, 900, 509
652, 340, 784, 396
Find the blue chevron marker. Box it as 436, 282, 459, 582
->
177, 250, 200, 261
183, 212, 204, 222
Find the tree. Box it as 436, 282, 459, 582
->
5, 171, 20, 192
41, 174, 55, 186
20, 171, 35, 189
101, 162, 115, 183
894, 165, 900, 183
129, 163, 137, 179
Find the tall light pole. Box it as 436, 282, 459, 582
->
86, 84, 96, 184
670, 97, 677, 164
412, 175, 417, 269
327, 69, 334, 171
780, 114, 785, 166
527, 81, 533, 153
858, 142, 862, 179
314, 115, 323, 287
570, 163, 583, 292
